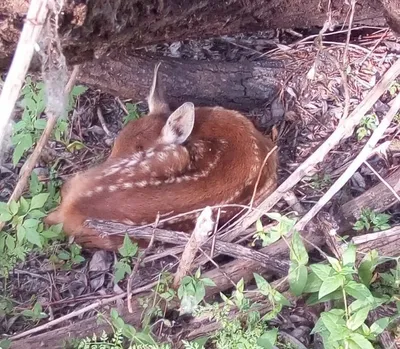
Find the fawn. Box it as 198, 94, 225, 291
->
45, 63, 278, 250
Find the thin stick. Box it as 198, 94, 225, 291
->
0, 0, 49, 152
352, 225, 400, 245
9, 279, 158, 341
0, 65, 80, 230
127, 232, 156, 313
96, 106, 113, 137
363, 160, 400, 202
295, 90, 400, 231
343, 0, 357, 66
173, 207, 214, 288
226, 58, 400, 239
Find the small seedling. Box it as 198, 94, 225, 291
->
57, 243, 85, 269
123, 103, 140, 125
309, 173, 332, 190
114, 234, 138, 283
353, 208, 391, 232
21, 302, 48, 322
356, 113, 378, 141
177, 268, 216, 315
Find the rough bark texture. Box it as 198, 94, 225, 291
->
78, 53, 285, 113
0, 0, 387, 70
339, 167, 400, 229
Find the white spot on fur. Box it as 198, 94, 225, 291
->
122, 182, 133, 189
109, 185, 118, 192
135, 180, 148, 188
95, 186, 104, 193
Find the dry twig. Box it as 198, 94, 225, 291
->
127, 232, 156, 313
173, 207, 214, 288
0, 0, 49, 154
295, 88, 400, 231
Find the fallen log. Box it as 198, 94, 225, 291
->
339, 167, 400, 231
77, 52, 285, 114
0, 0, 387, 70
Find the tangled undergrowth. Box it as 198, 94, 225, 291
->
1, 24, 400, 349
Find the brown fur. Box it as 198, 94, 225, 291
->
45, 67, 278, 251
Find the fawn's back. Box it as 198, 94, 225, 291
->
45, 63, 278, 250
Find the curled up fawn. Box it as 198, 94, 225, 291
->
45, 63, 278, 250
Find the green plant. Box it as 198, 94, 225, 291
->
114, 234, 139, 283
0, 174, 64, 276
177, 267, 216, 314
57, 243, 85, 269
76, 309, 171, 349
356, 113, 378, 141
309, 173, 332, 190
123, 103, 140, 125
12, 78, 87, 165
303, 245, 396, 349
353, 208, 391, 232
21, 302, 48, 322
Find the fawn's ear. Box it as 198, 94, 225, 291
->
159, 102, 195, 144
147, 62, 170, 115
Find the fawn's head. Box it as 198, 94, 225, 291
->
110, 63, 195, 159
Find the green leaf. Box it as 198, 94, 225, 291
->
0, 339, 11, 349
342, 244, 356, 266
9, 200, 19, 216
345, 281, 373, 301
114, 261, 131, 283
28, 210, 46, 219
19, 196, 30, 214
118, 234, 138, 258
254, 273, 271, 294
265, 212, 282, 221
303, 271, 323, 293
320, 311, 347, 339
327, 256, 342, 272
23, 218, 40, 230
319, 274, 343, 299
256, 218, 263, 232
348, 333, 374, 349
290, 230, 308, 265
41, 229, 62, 239
30, 193, 49, 210
288, 263, 308, 296
71, 85, 87, 96
348, 299, 371, 314
58, 250, 70, 260
310, 264, 333, 280
201, 277, 216, 287
0, 211, 13, 222
34, 118, 47, 130
257, 328, 278, 349
13, 133, 33, 166
370, 317, 390, 335
25, 228, 42, 247
17, 225, 26, 242
347, 306, 370, 331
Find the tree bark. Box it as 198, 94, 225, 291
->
339, 167, 400, 228
78, 52, 284, 114
0, 0, 387, 70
